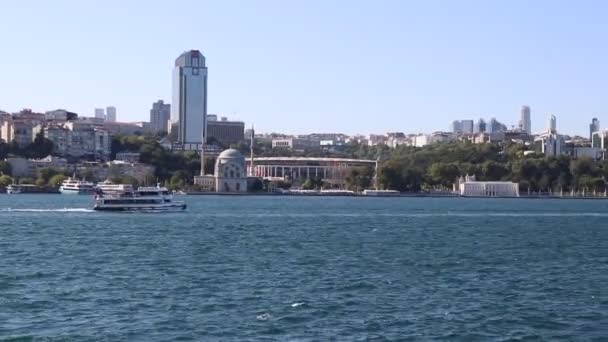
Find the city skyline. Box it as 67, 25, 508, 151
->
1, 1, 608, 136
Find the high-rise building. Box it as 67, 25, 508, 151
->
150, 100, 171, 133
450, 120, 462, 133
94, 108, 105, 119
460, 120, 474, 134
474, 118, 486, 133
106, 106, 117, 122
589, 118, 600, 141
488, 118, 507, 133
171, 50, 208, 150
520, 106, 531, 134
548, 114, 557, 133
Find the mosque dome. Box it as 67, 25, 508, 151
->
217, 149, 244, 160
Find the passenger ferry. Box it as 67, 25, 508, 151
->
93, 184, 187, 211
59, 177, 96, 195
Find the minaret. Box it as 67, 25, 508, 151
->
249, 125, 255, 176
374, 157, 379, 190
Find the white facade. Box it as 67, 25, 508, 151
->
106, 106, 117, 122
215, 149, 247, 192
172, 50, 208, 150
458, 175, 519, 197
414, 134, 429, 147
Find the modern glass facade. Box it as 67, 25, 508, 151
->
171, 50, 208, 149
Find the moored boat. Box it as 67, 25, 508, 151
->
6, 184, 22, 194
93, 184, 186, 211
59, 177, 96, 195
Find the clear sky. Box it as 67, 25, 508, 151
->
1, 0, 607, 136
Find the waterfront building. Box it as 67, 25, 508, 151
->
106, 106, 117, 122
589, 118, 600, 141
94, 108, 105, 120
272, 137, 320, 151
519, 106, 531, 134
150, 100, 171, 133
246, 157, 376, 188
171, 50, 208, 150
457, 174, 519, 197
207, 116, 245, 146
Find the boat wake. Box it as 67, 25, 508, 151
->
1, 208, 94, 213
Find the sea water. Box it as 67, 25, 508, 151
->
0, 195, 606, 340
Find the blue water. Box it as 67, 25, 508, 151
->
0, 195, 606, 341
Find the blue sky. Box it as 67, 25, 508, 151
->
1, 0, 607, 136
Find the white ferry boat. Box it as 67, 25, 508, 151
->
93, 184, 187, 211
95, 179, 133, 194
59, 177, 96, 195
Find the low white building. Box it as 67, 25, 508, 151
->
457, 175, 519, 197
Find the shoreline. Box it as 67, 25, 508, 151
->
184, 192, 608, 200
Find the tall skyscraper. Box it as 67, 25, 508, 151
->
474, 118, 486, 133
94, 108, 105, 119
488, 118, 507, 133
150, 100, 171, 132
589, 118, 600, 140
460, 120, 474, 134
171, 50, 208, 150
450, 120, 462, 133
548, 114, 557, 133
520, 105, 531, 134
106, 106, 117, 122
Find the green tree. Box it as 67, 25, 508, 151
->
0, 175, 13, 187
19, 177, 35, 185
48, 174, 67, 187
24, 131, 54, 159
345, 167, 374, 191
428, 162, 460, 188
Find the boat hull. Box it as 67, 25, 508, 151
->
60, 187, 94, 195
93, 202, 187, 212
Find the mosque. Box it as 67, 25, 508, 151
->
193, 148, 248, 192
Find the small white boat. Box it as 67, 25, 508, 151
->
6, 184, 22, 194
362, 189, 400, 196
60, 177, 95, 195
94, 184, 186, 211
